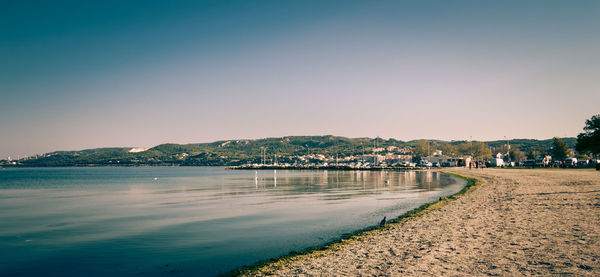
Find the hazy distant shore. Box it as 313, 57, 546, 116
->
238, 168, 600, 276
2, 163, 425, 169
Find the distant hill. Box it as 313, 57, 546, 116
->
485, 138, 577, 153
5, 136, 577, 167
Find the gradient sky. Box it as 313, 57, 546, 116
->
1, 0, 599, 158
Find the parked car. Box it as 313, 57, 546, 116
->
419, 160, 433, 167
441, 161, 458, 167
400, 161, 416, 167
523, 160, 535, 167
564, 158, 578, 167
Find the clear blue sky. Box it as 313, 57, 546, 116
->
1, 0, 599, 158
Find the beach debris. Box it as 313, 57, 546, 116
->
379, 216, 387, 226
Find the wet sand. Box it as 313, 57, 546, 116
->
242, 168, 600, 276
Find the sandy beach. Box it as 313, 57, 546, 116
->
241, 168, 600, 276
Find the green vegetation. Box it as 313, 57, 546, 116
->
412, 140, 431, 158
526, 150, 538, 160
576, 114, 600, 156
485, 138, 577, 155
550, 137, 569, 160
509, 148, 524, 161
469, 141, 492, 159
4, 136, 577, 167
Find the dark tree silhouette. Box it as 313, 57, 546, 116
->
576, 114, 600, 156
550, 137, 569, 160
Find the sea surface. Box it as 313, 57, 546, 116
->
0, 167, 465, 276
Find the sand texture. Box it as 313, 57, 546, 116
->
242, 168, 600, 276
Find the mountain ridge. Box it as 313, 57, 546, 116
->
4, 135, 577, 167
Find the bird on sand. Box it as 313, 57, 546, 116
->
379, 216, 387, 226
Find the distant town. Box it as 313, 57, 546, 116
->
2, 136, 598, 169
232, 140, 597, 170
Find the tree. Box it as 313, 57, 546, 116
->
526, 150, 538, 160
509, 147, 524, 161
471, 141, 492, 159
454, 141, 490, 158
438, 144, 458, 156
550, 137, 569, 160
576, 114, 600, 157
493, 144, 510, 154
576, 154, 588, 160
456, 143, 471, 156
413, 140, 430, 158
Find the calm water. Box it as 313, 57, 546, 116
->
0, 167, 465, 276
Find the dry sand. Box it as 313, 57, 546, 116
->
242, 168, 600, 276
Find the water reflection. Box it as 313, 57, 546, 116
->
0, 167, 465, 277
245, 170, 451, 200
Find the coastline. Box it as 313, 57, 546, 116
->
227, 170, 481, 276
233, 168, 600, 276
228, 165, 430, 171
